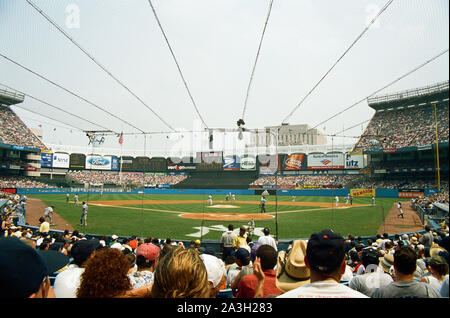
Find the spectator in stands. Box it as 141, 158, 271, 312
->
349, 247, 393, 296
228, 248, 253, 296
220, 224, 236, 261
371, 246, 441, 298
275, 240, 310, 293
76, 247, 132, 298
53, 239, 103, 298
0, 237, 69, 298
421, 225, 434, 248
38, 216, 50, 236
109, 234, 123, 250
420, 256, 449, 292
236, 245, 281, 298
151, 247, 210, 298
257, 227, 278, 251
129, 243, 160, 290
233, 226, 248, 250
277, 229, 368, 298
199, 253, 227, 297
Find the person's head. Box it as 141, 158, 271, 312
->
136, 243, 160, 270
77, 247, 131, 298
39, 217, 45, 223
255, 244, 277, 270
228, 224, 234, 231
239, 226, 246, 236
305, 229, 346, 282
0, 237, 69, 298
152, 247, 209, 298
393, 246, 417, 276
361, 247, 379, 269
200, 254, 227, 297
235, 248, 251, 266
70, 239, 102, 267
425, 256, 449, 277
276, 240, 310, 293
263, 227, 270, 236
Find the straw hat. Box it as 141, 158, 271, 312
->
430, 243, 446, 258
276, 240, 310, 293
379, 253, 394, 273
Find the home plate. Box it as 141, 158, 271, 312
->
208, 205, 239, 208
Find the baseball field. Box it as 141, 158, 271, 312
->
24, 193, 418, 241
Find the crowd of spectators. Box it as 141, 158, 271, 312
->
251, 175, 356, 188
0, 175, 53, 188
66, 171, 188, 187
353, 103, 449, 152
0, 218, 448, 299
0, 105, 46, 149
251, 175, 448, 191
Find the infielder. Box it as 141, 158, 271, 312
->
260, 196, 266, 213
207, 195, 213, 206
80, 201, 88, 226
44, 205, 55, 225
397, 202, 404, 218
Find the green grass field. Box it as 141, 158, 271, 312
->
30, 193, 398, 241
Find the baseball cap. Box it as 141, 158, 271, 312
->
306, 229, 345, 273
235, 248, 251, 263
0, 237, 70, 297
361, 247, 379, 266
200, 254, 226, 289
70, 239, 102, 266
136, 243, 160, 261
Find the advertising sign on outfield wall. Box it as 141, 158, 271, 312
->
223, 155, 240, 171
52, 153, 70, 169
281, 153, 307, 170
40, 151, 53, 168
350, 189, 375, 197
85, 155, 113, 170
307, 153, 344, 170
345, 152, 365, 169
240, 155, 256, 171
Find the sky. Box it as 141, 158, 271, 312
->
0, 0, 448, 157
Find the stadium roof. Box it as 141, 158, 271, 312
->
0, 87, 24, 106
367, 81, 449, 111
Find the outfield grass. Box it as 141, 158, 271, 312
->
30, 193, 398, 241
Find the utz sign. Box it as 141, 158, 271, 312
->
345, 153, 364, 169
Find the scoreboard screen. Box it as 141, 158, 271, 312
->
134, 157, 151, 172
69, 153, 85, 169
148, 157, 167, 172
121, 156, 134, 172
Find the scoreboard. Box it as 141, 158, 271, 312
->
69, 153, 85, 169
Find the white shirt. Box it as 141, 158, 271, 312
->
257, 235, 278, 251
53, 264, 85, 298
277, 280, 369, 298
44, 207, 53, 215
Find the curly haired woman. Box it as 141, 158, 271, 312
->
76, 247, 132, 298
151, 247, 210, 298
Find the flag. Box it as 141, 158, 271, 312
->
118, 132, 123, 145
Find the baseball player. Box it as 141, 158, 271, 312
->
397, 202, 404, 218
74, 193, 79, 205
80, 201, 88, 226
260, 196, 266, 213
44, 205, 55, 225
335, 196, 339, 207
207, 195, 213, 206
